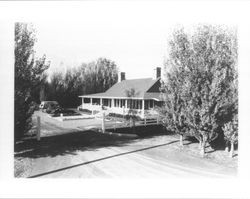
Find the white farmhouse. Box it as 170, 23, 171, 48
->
79, 67, 163, 118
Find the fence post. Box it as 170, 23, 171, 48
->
102, 112, 105, 133
37, 116, 41, 141
123, 106, 125, 119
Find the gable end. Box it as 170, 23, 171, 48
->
146, 78, 161, 93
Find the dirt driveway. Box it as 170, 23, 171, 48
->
15, 131, 237, 178
14, 110, 237, 178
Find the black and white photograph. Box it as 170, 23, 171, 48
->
1, 0, 250, 198
13, 22, 238, 178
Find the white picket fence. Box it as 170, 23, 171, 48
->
136, 117, 160, 126
99, 112, 161, 133
35, 113, 162, 139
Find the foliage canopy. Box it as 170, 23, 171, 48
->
160, 25, 238, 155
15, 23, 50, 140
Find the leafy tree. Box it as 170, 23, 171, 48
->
160, 67, 189, 146
161, 25, 238, 157
223, 114, 238, 157
45, 71, 65, 103
125, 88, 140, 132
160, 28, 194, 147
15, 23, 49, 140
222, 74, 238, 157
82, 58, 118, 95
45, 57, 118, 108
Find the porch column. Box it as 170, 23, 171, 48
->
82, 98, 84, 109
100, 98, 103, 106
125, 99, 128, 109
142, 99, 145, 118
111, 99, 114, 108
90, 98, 93, 105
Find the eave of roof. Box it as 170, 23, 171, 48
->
79, 92, 163, 101
143, 92, 162, 101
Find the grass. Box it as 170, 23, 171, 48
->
50, 109, 82, 117
14, 158, 33, 178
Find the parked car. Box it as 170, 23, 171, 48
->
46, 105, 62, 114
39, 101, 61, 113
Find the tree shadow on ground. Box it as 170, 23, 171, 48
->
28, 139, 179, 178
15, 125, 169, 159
184, 136, 199, 143
184, 134, 237, 153
206, 149, 216, 154
183, 141, 193, 146
233, 154, 238, 158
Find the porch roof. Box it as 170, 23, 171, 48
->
79, 92, 162, 101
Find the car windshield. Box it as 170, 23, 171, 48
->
41, 101, 59, 107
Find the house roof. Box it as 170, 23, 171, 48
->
79, 78, 163, 101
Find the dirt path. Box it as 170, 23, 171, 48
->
15, 111, 237, 178
16, 134, 236, 178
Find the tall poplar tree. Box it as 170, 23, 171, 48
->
161, 25, 238, 157
15, 23, 49, 140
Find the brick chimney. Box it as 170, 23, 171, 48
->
119, 72, 126, 82
155, 67, 161, 79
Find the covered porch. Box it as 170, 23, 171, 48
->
79, 96, 162, 118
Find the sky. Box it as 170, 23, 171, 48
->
34, 6, 173, 79
34, 21, 169, 79
31, 1, 240, 80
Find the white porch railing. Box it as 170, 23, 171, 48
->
80, 103, 159, 119
80, 103, 102, 111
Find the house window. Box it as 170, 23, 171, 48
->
154, 101, 163, 107
149, 100, 154, 108
145, 100, 149, 110
121, 99, 125, 107
132, 100, 135, 109
135, 100, 138, 109
103, 99, 109, 107
114, 99, 121, 107
127, 99, 132, 109
83, 98, 90, 103
92, 98, 100, 105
